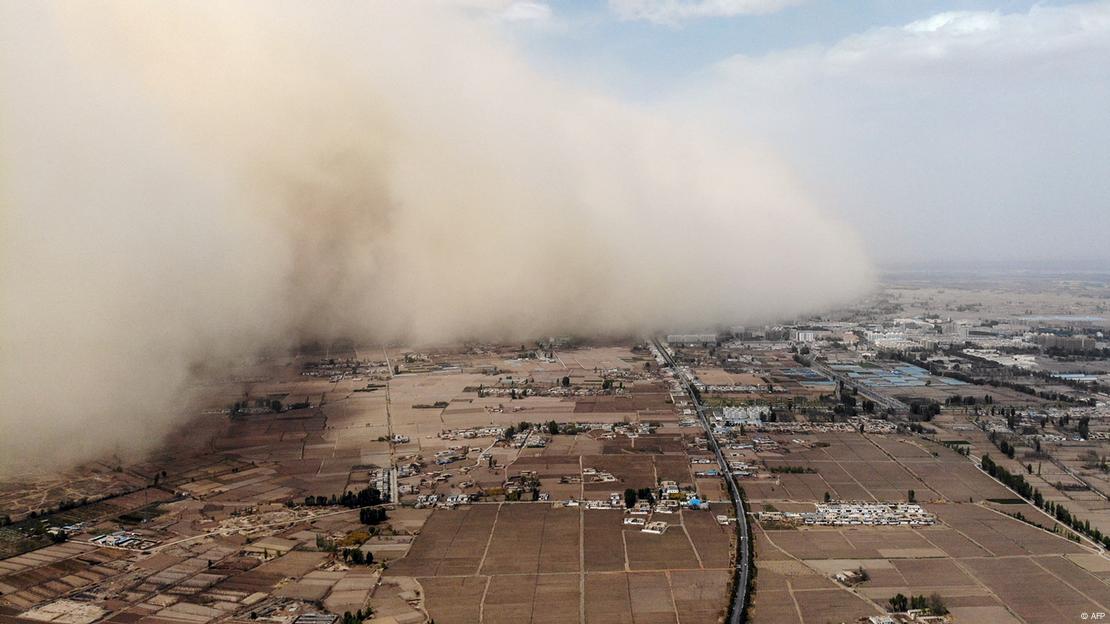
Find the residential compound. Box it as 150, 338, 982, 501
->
757, 502, 936, 527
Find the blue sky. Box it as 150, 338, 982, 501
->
503, 1, 1073, 95
480, 0, 1110, 266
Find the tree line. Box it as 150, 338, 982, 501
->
981, 453, 1110, 548
624, 488, 657, 508
303, 487, 383, 509
888, 593, 947, 615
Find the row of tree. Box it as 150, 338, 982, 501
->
887, 592, 947, 615
623, 488, 657, 508
940, 441, 971, 456
340, 609, 370, 624
944, 394, 994, 406
303, 487, 383, 509
981, 453, 1035, 499
908, 401, 941, 419
768, 465, 816, 474
982, 453, 1110, 548
504, 419, 585, 439
504, 421, 532, 439
996, 438, 1016, 459
340, 548, 375, 565
359, 508, 387, 525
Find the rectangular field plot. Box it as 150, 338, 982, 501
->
584, 572, 635, 624
891, 558, 977, 587
749, 432, 1039, 507
905, 462, 1012, 502
583, 510, 626, 572
839, 461, 939, 503
624, 527, 699, 571
388, 504, 734, 624
793, 588, 878, 622
683, 510, 733, 568
581, 455, 656, 492
914, 526, 992, 557
747, 589, 799, 624
419, 576, 486, 624
962, 556, 1109, 623
627, 572, 679, 624
930, 504, 1086, 556
483, 573, 580, 624
480, 504, 579, 575
762, 529, 870, 560
386, 505, 498, 576
653, 455, 695, 485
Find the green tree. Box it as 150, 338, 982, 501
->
624, 488, 637, 508
360, 508, 387, 525
888, 593, 908, 612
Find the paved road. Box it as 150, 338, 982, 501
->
653, 339, 750, 624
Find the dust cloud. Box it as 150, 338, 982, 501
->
0, 3, 871, 473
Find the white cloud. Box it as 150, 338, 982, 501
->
609, 0, 803, 24
500, 1, 552, 22
434, 0, 516, 8
710, 2, 1110, 82
903, 11, 1001, 35
691, 1, 1110, 263
438, 0, 556, 28
819, 3, 1110, 69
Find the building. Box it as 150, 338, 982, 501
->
718, 405, 767, 426
835, 569, 866, 585
296, 615, 339, 624
793, 330, 817, 343
1033, 333, 1094, 352
666, 334, 718, 347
